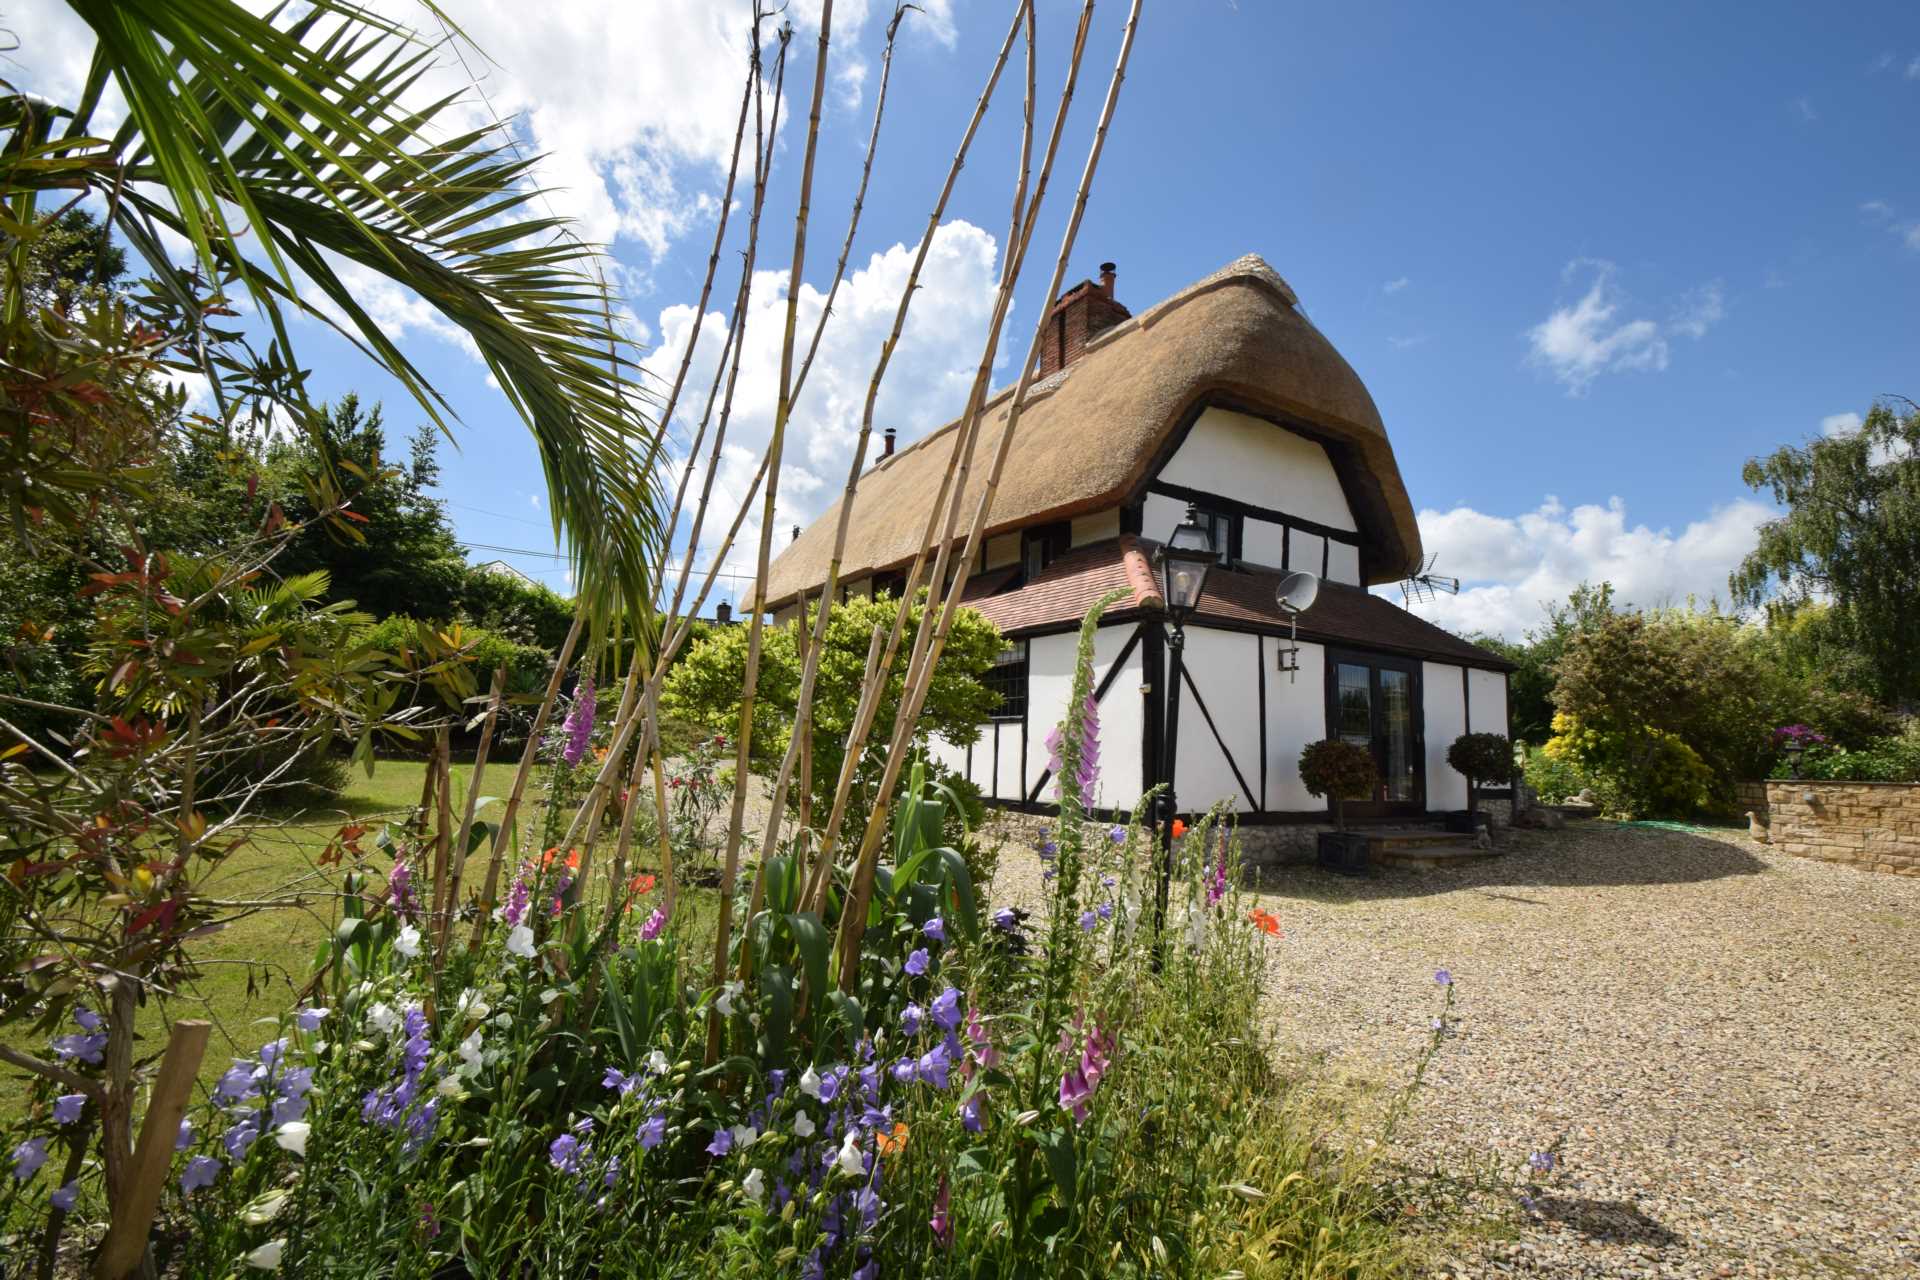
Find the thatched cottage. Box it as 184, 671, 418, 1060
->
763, 255, 1513, 826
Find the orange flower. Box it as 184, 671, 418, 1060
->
544, 847, 581, 872
1170, 818, 1187, 839
629, 873, 656, 895
1247, 908, 1282, 937
875, 1122, 909, 1156
542, 846, 559, 868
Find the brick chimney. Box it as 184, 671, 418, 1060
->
715, 600, 732, 625
881, 427, 896, 458
1037, 261, 1130, 378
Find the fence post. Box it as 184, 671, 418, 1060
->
93, 1019, 211, 1280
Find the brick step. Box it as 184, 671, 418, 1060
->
1374, 843, 1500, 869
1366, 829, 1471, 852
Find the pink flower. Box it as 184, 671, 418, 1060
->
639, 905, 668, 942
561, 671, 595, 767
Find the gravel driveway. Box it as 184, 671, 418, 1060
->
996, 820, 1920, 1278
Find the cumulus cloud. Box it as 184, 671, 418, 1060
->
645, 220, 1005, 589
1394, 493, 1774, 639
1823, 408, 1912, 467
1526, 259, 1722, 394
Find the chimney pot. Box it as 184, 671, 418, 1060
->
882, 427, 897, 458
715, 601, 732, 624
791, 525, 801, 543
1099, 261, 1117, 297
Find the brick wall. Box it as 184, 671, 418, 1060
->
1765, 780, 1920, 876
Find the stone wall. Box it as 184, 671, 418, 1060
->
983, 799, 1513, 870
1765, 780, 1920, 876
1734, 780, 1771, 820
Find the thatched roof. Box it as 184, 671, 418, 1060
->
765, 254, 1421, 607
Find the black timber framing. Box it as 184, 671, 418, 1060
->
1180, 660, 1260, 811
1144, 480, 1361, 551
1256, 634, 1268, 811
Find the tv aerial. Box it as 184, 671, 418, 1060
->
1273, 571, 1319, 681
1398, 553, 1459, 607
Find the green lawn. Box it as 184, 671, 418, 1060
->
2, 758, 701, 1117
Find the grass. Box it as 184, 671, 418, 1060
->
1, 758, 709, 1119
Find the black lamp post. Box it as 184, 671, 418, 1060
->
1151, 504, 1216, 947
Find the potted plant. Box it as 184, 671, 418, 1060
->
1299, 739, 1379, 874
1446, 732, 1516, 835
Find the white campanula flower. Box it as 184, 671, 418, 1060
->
273, 1122, 309, 1158
792, 1111, 815, 1138
243, 1190, 289, 1226
244, 1239, 286, 1270
457, 990, 490, 1021
799, 1066, 822, 1099
436, 1076, 464, 1099
741, 1167, 765, 1202
365, 1002, 398, 1037
457, 1030, 484, 1078
834, 1130, 865, 1177
715, 981, 742, 1017
394, 926, 422, 960
729, 1123, 757, 1150
505, 925, 535, 959
646, 1049, 669, 1076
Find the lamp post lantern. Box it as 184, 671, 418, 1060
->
1151, 504, 1216, 950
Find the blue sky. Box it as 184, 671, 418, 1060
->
14, 1, 1918, 635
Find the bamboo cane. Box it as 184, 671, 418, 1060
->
836, 0, 1141, 985
469, 606, 584, 951
707, 0, 837, 1068
443, 665, 506, 955
429, 727, 452, 947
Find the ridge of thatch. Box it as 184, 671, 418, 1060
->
764, 253, 1420, 607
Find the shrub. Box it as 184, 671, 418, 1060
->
1299, 738, 1379, 830
1542, 711, 1713, 817
1447, 732, 1515, 811
1775, 721, 1920, 782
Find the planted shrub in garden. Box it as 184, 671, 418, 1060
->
1447, 732, 1516, 818
1299, 739, 1379, 832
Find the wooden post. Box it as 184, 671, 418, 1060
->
93, 1020, 211, 1280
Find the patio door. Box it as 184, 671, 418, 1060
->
1325, 652, 1424, 819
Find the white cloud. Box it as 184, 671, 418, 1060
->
1386, 334, 1428, 349
1861, 199, 1894, 221
1527, 260, 1722, 395
1395, 494, 1774, 639
1382, 276, 1409, 294
1909, 55, 1920, 80
1820, 412, 1863, 438
646, 219, 1004, 587
1792, 95, 1817, 122
1669, 281, 1725, 339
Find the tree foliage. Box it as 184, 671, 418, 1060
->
1297, 738, 1378, 831
663, 593, 1002, 837
1732, 398, 1920, 705
1446, 732, 1515, 807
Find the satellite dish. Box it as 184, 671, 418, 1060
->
1276, 571, 1320, 614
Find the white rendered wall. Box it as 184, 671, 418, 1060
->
1467, 668, 1508, 737
996, 722, 1023, 800
1024, 625, 1144, 810
1325, 540, 1361, 586
1287, 530, 1325, 575
1172, 626, 1262, 814
925, 733, 967, 779
1422, 661, 1468, 810
1263, 639, 1326, 810
1242, 517, 1286, 569
1141, 492, 1186, 546
1071, 508, 1121, 547
1159, 408, 1358, 532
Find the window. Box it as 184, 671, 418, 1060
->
1192, 507, 1235, 566
1021, 522, 1070, 580
983, 641, 1028, 721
